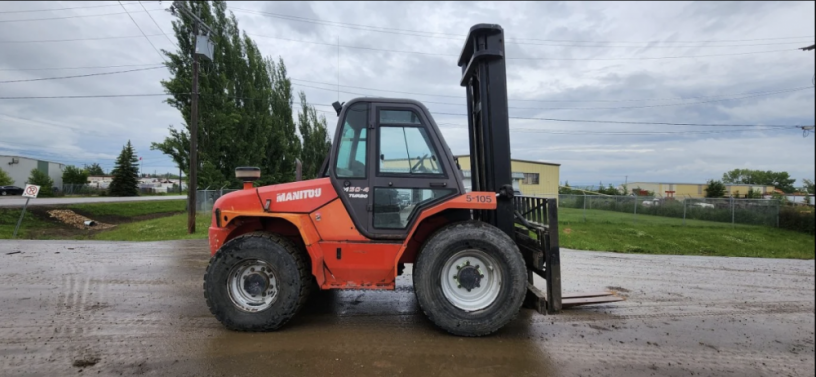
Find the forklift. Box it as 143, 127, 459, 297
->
204, 24, 621, 337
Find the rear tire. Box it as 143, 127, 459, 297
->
204, 232, 310, 331
413, 221, 527, 337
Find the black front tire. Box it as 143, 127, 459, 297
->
204, 232, 311, 331
413, 221, 527, 337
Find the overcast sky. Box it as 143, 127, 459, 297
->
1, 1, 813, 188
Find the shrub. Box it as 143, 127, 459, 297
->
778, 207, 815, 235
27, 169, 55, 197
0, 167, 13, 186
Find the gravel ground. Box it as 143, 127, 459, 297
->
0, 239, 813, 377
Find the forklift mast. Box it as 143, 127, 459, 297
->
458, 24, 515, 239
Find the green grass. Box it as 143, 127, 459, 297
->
5, 199, 813, 260
92, 214, 209, 241
557, 208, 814, 259
67, 200, 186, 218
0, 200, 188, 239
0, 208, 50, 239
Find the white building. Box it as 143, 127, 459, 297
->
0, 155, 65, 188
87, 175, 187, 193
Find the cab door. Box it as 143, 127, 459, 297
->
366, 103, 460, 239
328, 102, 371, 232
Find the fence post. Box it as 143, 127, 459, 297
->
633, 195, 637, 224
683, 198, 687, 226
583, 192, 586, 222
731, 196, 735, 228
776, 201, 780, 228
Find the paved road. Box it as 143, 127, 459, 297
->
0, 240, 813, 377
0, 195, 186, 208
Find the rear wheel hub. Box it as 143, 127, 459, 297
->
456, 264, 483, 291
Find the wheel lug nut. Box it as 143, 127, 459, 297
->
250, 268, 255, 272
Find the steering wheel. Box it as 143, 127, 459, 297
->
411, 154, 431, 173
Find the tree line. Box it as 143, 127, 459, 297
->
150, 0, 330, 190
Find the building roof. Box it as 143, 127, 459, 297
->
0, 154, 66, 166
453, 155, 561, 167
462, 170, 525, 179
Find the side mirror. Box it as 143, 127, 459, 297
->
332, 101, 344, 116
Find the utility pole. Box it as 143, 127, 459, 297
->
169, 1, 213, 234
189, 20, 199, 234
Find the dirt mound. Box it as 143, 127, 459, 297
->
47, 210, 116, 230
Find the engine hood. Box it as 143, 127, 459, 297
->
256, 178, 337, 213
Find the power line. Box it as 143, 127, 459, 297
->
443, 113, 806, 128
290, 77, 814, 103
3, 4, 810, 49
139, 1, 176, 47
511, 48, 797, 61
0, 63, 164, 71
118, 1, 166, 61
496, 40, 813, 49
292, 81, 813, 111
229, 7, 814, 46
0, 66, 165, 84
246, 32, 800, 61
0, 112, 102, 133
0, 93, 175, 99
440, 125, 797, 135
0, 3, 132, 14
2, 91, 806, 129
0, 10, 136, 23
0, 34, 165, 44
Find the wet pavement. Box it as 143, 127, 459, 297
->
0, 240, 813, 377
0, 195, 186, 208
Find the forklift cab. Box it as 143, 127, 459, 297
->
327, 98, 466, 240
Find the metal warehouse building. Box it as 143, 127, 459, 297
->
455, 155, 560, 197
0, 155, 66, 188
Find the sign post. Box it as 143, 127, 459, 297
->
12, 184, 40, 239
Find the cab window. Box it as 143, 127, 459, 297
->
335, 103, 368, 178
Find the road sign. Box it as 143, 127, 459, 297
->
14, 185, 39, 238
23, 184, 41, 198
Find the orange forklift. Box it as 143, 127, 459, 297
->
204, 24, 621, 336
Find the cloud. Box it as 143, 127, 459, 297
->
0, 0, 813, 187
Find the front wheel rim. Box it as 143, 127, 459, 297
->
227, 259, 279, 312
440, 249, 502, 312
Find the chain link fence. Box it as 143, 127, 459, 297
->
60, 184, 105, 196
557, 194, 780, 227
62, 184, 184, 196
